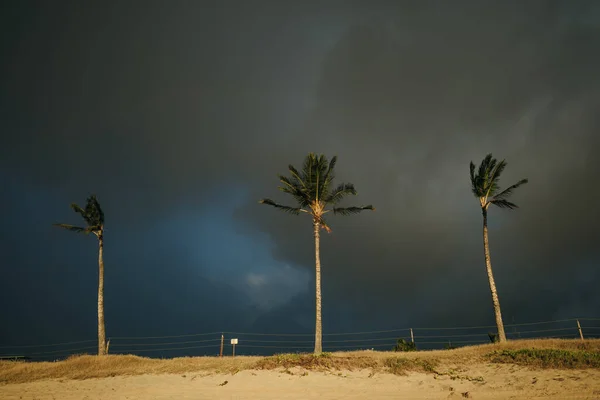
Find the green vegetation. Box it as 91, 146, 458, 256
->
488, 348, 600, 369
392, 338, 417, 352
254, 352, 378, 371
384, 357, 439, 375
488, 332, 500, 343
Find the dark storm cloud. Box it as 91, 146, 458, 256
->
0, 1, 344, 206
236, 1, 600, 328
1, 0, 599, 352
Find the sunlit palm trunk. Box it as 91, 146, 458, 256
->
482, 210, 507, 343
97, 233, 107, 355
313, 220, 323, 354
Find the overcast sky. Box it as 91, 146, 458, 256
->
1, 0, 599, 357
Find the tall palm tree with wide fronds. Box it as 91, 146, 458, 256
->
260, 153, 374, 354
470, 154, 528, 343
54, 195, 107, 355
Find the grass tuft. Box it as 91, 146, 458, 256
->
383, 357, 439, 375
254, 352, 377, 371
488, 348, 600, 369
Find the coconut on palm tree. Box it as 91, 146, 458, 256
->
54, 195, 107, 355
470, 154, 528, 343
260, 153, 374, 354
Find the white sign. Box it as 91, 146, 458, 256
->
230, 338, 238, 345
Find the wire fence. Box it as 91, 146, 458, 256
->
1, 317, 598, 361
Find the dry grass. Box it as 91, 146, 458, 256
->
1, 339, 598, 385
255, 352, 380, 371
0, 354, 260, 384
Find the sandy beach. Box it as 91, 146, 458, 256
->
2, 340, 599, 400
2, 365, 600, 400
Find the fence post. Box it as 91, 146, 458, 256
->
220, 334, 224, 357
410, 328, 414, 344
576, 320, 584, 341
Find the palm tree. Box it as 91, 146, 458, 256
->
54, 195, 107, 355
470, 154, 528, 343
260, 153, 374, 354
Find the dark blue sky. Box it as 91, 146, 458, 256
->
1, 0, 599, 358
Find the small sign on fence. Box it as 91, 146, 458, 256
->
230, 338, 239, 357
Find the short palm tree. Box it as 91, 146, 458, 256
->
54, 195, 107, 355
470, 154, 528, 343
260, 153, 374, 354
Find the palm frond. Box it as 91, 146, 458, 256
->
91, 195, 104, 225
493, 178, 529, 201
315, 154, 330, 201
483, 158, 497, 192
485, 159, 506, 197
490, 199, 519, 209
278, 175, 301, 191
324, 182, 357, 204
320, 158, 337, 201
279, 186, 310, 206
302, 153, 316, 188
278, 175, 311, 207
262, 154, 373, 224
324, 156, 337, 185
472, 154, 528, 212
70, 203, 86, 216
53, 224, 89, 233
70, 203, 93, 225
471, 154, 509, 198
332, 205, 375, 216
299, 153, 331, 202
84, 195, 104, 226
288, 165, 306, 189
259, 199, 303, 215
477, 154, 493, 185
490, 159, 507, 180
319, 217, 332, 233
471, 159, 488, 198
469, 161, 478, 196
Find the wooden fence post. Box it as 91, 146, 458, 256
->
410, 328, 414, 344
220, 334, 224, 357
577, 320, 584, 341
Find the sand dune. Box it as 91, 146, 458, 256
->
2, 340, 599, 399
1, 365, 599, 400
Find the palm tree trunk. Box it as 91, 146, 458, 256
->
97, 233, 107, 355
482, 209, 507, 343
313, 220, 323, 354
